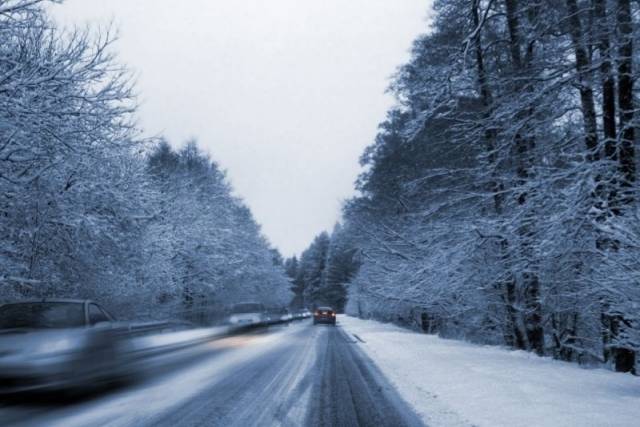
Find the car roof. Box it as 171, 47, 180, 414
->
317, 306, 334, 311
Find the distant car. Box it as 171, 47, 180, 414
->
0, 299, 127, 394
278, 308, 294, 323
227, 302, 266, 326
259, 307, 292, 326
313, 307, 336, 325
292, 309, 312, 320
291, 309, 306, 320
301, 309, 312, 319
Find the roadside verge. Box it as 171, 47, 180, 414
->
338, 315, 640, 427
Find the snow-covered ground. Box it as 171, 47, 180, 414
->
338, 315, 640, 427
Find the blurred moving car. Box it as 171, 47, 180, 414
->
0, 299, 127, 394
313, 307, 336, 325
260, 307, 292, 326
290, 309, 312, 320
278, 308, 293, 323
227, 302, 267, 326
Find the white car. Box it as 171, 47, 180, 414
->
227, 302, 267, 326
279, 310, 293, 322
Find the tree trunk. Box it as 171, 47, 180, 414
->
566, 0, 599, 160
472, 0, 527, 351
593, 0, 616, 159
471, 0, 503, 214
505, 272, 527, 349
616, 0, 635, 205
592, 0, 618, 236
567, 0, 614, 367
593, 0, 620, 363
504, 0, 544, 356
607, 0, 637, 375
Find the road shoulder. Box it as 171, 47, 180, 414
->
338, 315, 640, 427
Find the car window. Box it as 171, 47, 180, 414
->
0, 303, 86, 329
88, 304, 110, 325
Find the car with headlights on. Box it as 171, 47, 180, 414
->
313, 307, 336, 325
0, 299, 128, 394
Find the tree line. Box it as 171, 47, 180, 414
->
0, 0, 291, 320
284, 223, 360, 312
299, 0, 640, 374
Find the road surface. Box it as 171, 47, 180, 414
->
0, 321, 423, 427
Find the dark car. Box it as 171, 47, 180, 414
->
0, 299, 127, 394
313, 307, 336, 325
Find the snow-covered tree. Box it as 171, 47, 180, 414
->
338, 0, 640, 373
0, 2, 291, 322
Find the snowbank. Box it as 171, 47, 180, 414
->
338, 315, 640, 427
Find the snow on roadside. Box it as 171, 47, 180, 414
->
338, 315, 640, 427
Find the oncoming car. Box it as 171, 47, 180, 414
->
0, 299, 126, 394
313, 307, 336, 325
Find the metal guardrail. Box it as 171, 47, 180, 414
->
0, 312, 313, 395
120, 313, 311, 360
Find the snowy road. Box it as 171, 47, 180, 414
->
0, 321, 422, 427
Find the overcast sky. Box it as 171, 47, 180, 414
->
50, 0, 432, 257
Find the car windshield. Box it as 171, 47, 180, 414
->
317, 307, 333, 312
231, 303, 264, 314
0, 302, 85, 329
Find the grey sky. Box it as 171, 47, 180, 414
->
51, 0, 432, 257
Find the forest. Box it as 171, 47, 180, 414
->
0, 0, 292, 321
292, 0, 640, 374
3, 0, 640, 376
